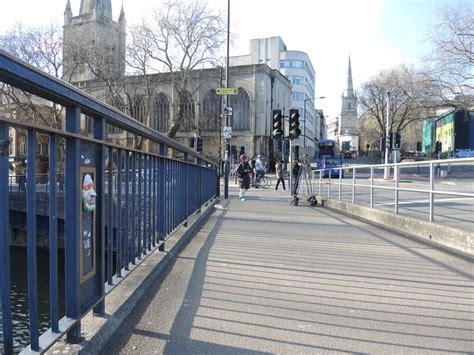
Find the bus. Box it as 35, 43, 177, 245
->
314, 139, 337, 164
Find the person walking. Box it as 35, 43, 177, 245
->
236, 154, 253, 201
275, 160, 286, 191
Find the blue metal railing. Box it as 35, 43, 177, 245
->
0, 50, 218, 354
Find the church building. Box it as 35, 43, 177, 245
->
62, 0, 292, 163
338, 56, 359, 156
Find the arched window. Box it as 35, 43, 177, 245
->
179, 91, 195, 131
152, 94, 170, 132
130, 95, 147, 123
202, 90, 220, 131
230, 88, 250, 131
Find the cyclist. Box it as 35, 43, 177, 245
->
254, 155, 266, 186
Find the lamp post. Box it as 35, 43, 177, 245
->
303, 96, 325, 154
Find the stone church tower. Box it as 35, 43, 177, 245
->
63, 0, 126, 83
339, 56, 359, 154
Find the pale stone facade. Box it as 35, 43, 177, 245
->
339, 56, 359, 155
62, 1, 292, 163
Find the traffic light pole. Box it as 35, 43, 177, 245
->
384, 92, 390, 179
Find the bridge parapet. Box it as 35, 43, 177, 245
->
0, 50, 218, 354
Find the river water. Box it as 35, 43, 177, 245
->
1, 248, 65, 353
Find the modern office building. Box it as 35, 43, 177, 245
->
231, 36, 321, 159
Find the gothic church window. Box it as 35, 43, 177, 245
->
230, 88, 250, 131
179, 91, 195, 131
131, 95, 147, 124
152, 94, 170, 132
202, 90, 220, 131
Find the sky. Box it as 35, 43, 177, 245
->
0, 0, 464, 119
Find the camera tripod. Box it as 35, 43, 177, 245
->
291, 155, 317, 206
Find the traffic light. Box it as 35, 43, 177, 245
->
416, 141, 422, 152
272, 110, 283, 138
196, 136, 203, 152
231, 145, 237, 160
435, 141, 442, 153
189, 137, 195, 148
392, 132, 401, 150
289, 108, 301, 139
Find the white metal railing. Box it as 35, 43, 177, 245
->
311, 157, 474, 224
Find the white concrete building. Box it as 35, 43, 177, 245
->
231, 36, 321, 159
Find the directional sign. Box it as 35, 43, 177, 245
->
223, 126, 232, 139
216, 88, 238, 95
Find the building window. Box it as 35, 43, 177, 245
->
202, 90, 220, 131
179, 91, 195, 131
292, 76, 304, 85
292, 91, 305, 101
152, 94, 170, 132
279, 60, 290, 68
348, 102, 351, 110
229, 88, 250, 131
131, 95, 147, 124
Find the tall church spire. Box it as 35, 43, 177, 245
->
346, 55, 354, 96
64, 0, 73, 22
79, 0, 113, 19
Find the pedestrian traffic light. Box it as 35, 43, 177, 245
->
272, 110, 283, 138
196, 136, 203, 152
289, 109, 301, 139
392, 132, 401, 150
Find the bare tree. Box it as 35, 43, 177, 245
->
132, 0, 226, 138
0, 23, 67, 129
357, 65, 438, 146
423, 2, 474, 108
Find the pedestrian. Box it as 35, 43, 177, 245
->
292, 159, 301, 195
236, 154, 253, 201
275, 159, 286, 191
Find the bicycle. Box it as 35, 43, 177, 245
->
253, 174, 271, 189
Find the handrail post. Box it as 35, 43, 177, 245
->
0, 122, 13, 354
65, 106, 81, 344
429, 161, 434, 222
352, 167, 356, 204
394, 162, 399, 214
184, 153, 189, 227
370, 166, 374, 208
159, 144, 167, 252
93, 117, 106, 316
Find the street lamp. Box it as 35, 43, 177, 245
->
303, 96, 325, 152
384, 91, 390, 179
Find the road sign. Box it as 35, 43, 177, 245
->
223, 126, 232, 139
224, 107, 233, 115
216, 88, 238, 95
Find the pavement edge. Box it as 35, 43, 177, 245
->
319, 197, 473, 260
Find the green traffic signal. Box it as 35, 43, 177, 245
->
272, 109, 283, 138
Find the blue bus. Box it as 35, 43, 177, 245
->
314, 139, 338, 166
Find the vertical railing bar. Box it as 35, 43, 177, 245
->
158, 146, 166, 251
124, 151, 130, 270
107, 146, 113, 285
152, 156, 157, 247
48, 133, 59, 333
395, 163, 399, 214
148, 155, 152, 250
430, 162, 434, 222
137, 154, 142, 258
352, 167, 356, 204
26, 129, 39, 350
131, 152, 136, 264
143, 155, 148, 253
0, 122, 14, 354
370, 166, 374, 208
116, 149, 122, 277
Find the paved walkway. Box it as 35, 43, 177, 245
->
103, 181, 473, 354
